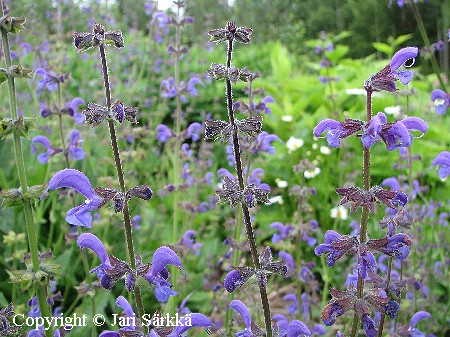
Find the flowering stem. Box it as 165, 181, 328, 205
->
410, 1, 447, 91
98, 44, 146, 323
0, 5, 52, 337
350, 90, 373, 337
226, 39, 272, 337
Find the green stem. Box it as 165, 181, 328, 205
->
98, 43, 146, 325
411, 1, 447, 90
167, 2, 183, 315
225, 38, 272, 337
1, 5, 52, 336
350, 90, 372, 337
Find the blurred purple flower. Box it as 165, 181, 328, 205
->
253, 131, 280, 154
432, 151, 450, 179
270, 222, 292, 244
156, 124, 174, 143
408, 311, 431, 337
279, 251, 296, 276
182, 230, 202, 256
283, 293, 298, 315
67, 130, 85, 160
430, 89, 448, 115
42, 169, 103, 228
152, 12, 170, 28
160, 77, 177, 98
31, 136, 62, 164
131, 215, 141, 229
187, 122, 202, 141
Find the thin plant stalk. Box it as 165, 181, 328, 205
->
225, 38, 273, 337
167, 2, 183, 314
350, 90, 372, 337
97, 43, 146, 323
410, 1, 446, 90
0, 4, 53, 336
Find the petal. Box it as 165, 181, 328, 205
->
390, 47, 418, 71
77, 233, 111, 267
410, 311, 431, 329
115, 296, 135, 318
66, 204, 94, 227
224, 270, 242, 293
396, 69, 414, 85
70, 147, 85, 160
69, 130, 81, 146
46, 169, 97, 199
73, 112, 85, 124
154, 279, 176, 302
430, 89, 447, 102
287, 320, 311, 337
31, 135, 52, 151
313, 119, 342, 138
99, 332, 120, 337
324, 230, 341, 244
401, 117, 428, 134
314, 244, 331, 256
70, 97, 85, 111
432, 151, 450, 166
149, 246, 183, 277
168, 313, 214, 337
229, 300, 252, 330
381, 177, 401, 191
37, 152, 49, 164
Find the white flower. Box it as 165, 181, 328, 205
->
320, 146, 331, 155
312, 143, 318, 150
275, 178, 288, 188
384, 105, 402, 118
304, 167, 320, 179
268, 195, 284, 204
330, 205, 348, 220
345, 88, 366, 95
286, 136, 304, 153
281, 115, 293, 122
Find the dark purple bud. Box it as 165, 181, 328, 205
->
361, 315, 377, 337
127, 185, 153, 201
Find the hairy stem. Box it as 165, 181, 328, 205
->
350, 90, 372, 337
1, 4, 52, 336
98, 44, 146, 323
226, 39, 272, 337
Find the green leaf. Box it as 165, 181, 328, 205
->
372, 42, 393, 56
393, 34, 414, 47
325, 45, 349, 63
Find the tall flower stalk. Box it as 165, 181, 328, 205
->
206, 22, 285, 337
0, 2, 53, 336
72, 23, 147, 322
313, 47, 428, 336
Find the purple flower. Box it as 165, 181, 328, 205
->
145, 246, 183, 302
229, 300, 253, 337
361, 112, 386, 148
152, 12, 170, 28
42, 169, 103, 228
68, 97, 86, 124
365, 47, 418, 92
284, 293, 299, 315
271, 222, 292, 244
67, 130, 85, 160
34, 68, 59, 91
185, 76, 203, 96
77, 233, 114, 289
382, 116, 428, 151
359, 250, 377, 279
156, 124, 174, 143
313, 118, 362, 148
312, 324, 326, 336
31, 136, 62, 164
131, 215, 141, 229
279, 251, 296, 276
431, 89, 449, 115
431, 151, 450, 179
253, 131, 280, 154
287, 320, 311, 337
314, 230, 357, 266
409, 311, 431, 337
362, 315, 377, 337
367, 233, 412, 260
160, 77, 177, 98
224, 270, 246, 293
187, 122, 202, 142
182, 230, 202, 255
168, 313, 215, 337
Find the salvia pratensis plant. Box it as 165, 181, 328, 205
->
206, 22, 295, 337
0, 2, 54, 336
313, 47, 429, 337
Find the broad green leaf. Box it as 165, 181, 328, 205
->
372, 42, 393, 56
